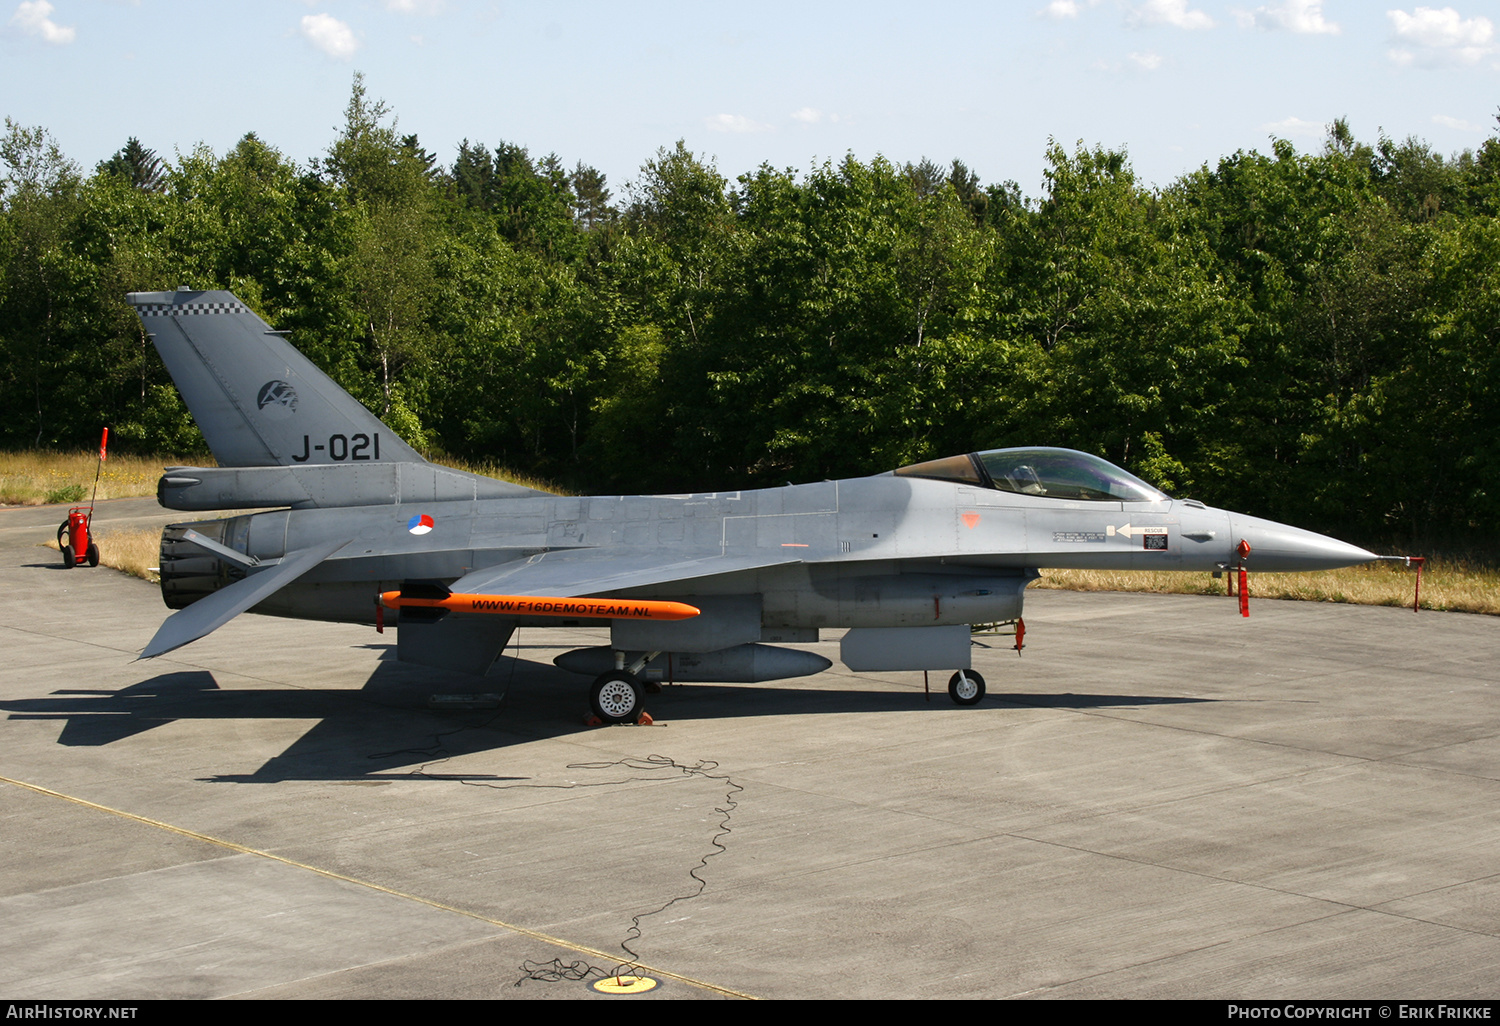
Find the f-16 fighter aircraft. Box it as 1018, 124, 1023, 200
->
129, 289, 1376, 723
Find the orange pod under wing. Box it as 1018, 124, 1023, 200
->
380, 591, 699, 621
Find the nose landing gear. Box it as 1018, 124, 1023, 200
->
948, 669, 986, 706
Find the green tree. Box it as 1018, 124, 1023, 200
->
97, 138, 167, 193
324, 74, 442, 444
0, 120, 89, 447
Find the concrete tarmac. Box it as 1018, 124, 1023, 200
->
2, 498, 1498, 1000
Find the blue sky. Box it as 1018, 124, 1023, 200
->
3, 1, 1495, 198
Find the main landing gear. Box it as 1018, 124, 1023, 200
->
590, 671, 643, 724
587, 650, 661, 725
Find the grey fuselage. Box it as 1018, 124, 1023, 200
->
170, 471, 1360, 633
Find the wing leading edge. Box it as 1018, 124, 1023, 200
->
448, 549, 806, 600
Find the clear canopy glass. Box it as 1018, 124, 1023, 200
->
895, 447, 1169, 503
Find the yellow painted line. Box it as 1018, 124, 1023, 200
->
0, 773, 757, 1000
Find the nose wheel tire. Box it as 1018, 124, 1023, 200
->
590, 671, 644, 724
948, 670, 986, 706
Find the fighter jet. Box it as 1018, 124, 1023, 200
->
129, 289, 1377, 723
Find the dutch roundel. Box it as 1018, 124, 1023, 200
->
407, 513, 435, 536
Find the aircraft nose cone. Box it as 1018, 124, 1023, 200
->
1229, 514, 1377, 571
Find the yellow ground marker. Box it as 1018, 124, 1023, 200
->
592, 974, 660, 994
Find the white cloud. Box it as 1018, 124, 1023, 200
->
791, 107, 822, 124
9, 1, 75, 44
1432, 113, 1485, 131
386, 0, 444, 14
1261, 115, 1327, 138
1129, 0, 1213, 30
1040, 0, 1107, 18
1237, 1, 1339, 34
1387, 6, 1496, 66
1128, 50, 1164, 69
300, 13, 359, 60
705, 113, 772, 133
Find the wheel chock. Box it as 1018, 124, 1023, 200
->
583, 711, 655, 727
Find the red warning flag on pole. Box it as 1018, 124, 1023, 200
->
99, 427, 109, 462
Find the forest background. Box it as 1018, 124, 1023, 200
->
2, 77, 1497, 557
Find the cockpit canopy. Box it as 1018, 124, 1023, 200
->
894, 447, 1169, 503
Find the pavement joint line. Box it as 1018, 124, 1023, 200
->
720, 807, 1469, 934
0, 772, 758, 1000
996, 905, 1367, 998
999, 693, 1496, 769
0, 620, 150, 657
989, 827, 1500, 941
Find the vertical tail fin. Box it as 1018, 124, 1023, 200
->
128, 289, 424, 468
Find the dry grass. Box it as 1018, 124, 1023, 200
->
0, 451, 194, 505
436, 457, 566, 495
1033, 559, 1499, 615
43, 526, 162, 583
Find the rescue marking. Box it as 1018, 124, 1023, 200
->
961, 512, 980, 529
1108, 523, 1169, 549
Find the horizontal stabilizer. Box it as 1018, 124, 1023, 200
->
140, 538, 350, 658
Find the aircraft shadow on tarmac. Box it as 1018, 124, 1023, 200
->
2, 652, 1215, 782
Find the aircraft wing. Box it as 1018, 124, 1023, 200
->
449, 549, 804, 599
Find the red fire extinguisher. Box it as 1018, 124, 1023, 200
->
56, 428, 107, 569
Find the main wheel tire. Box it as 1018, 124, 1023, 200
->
86, 542, 100, 568
590, 671, 644, 724
948, 669, 986, 706
60, 544, 75, 569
